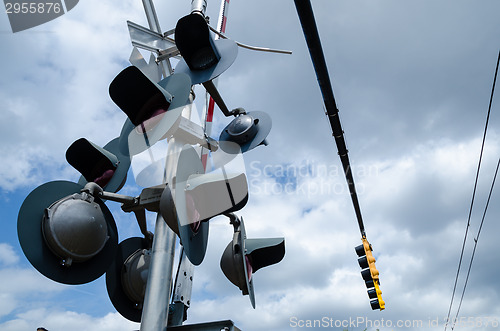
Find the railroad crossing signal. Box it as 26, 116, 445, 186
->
66, 137, 130, 193
174, 12, 238, 117
16, 1, 287, 328
355, 237, 385, 310
109, 65, 191, 155
17, 181, 118, 285
220, 214, 285, 308
174, 13, 237, 85
168, 145, 249, 266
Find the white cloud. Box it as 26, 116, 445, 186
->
0, 268, 62, 296
2, 0, 500, 330
0, 244, 64, 319
0, 243, 19, 266
0, 309, 138, 331
0, 0, 145, 192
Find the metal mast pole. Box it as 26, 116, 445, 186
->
140, 2, 208, 329
191, 0, 207, 15
142, 0, 172, 76
294, 0, 366, 237
139, 1, 178, 330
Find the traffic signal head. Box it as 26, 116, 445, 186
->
355, 237, 385, 310
109, 66, 191, 156
174, 13, 238, 85
220, 215, 285, 308
106, 237, 150, 322
17, 181, 118, 285
66, 137, 130, 193
355, 239, 379, 282
219, 111, 272, 154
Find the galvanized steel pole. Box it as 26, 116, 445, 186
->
139, 1, 179, 330
141, 0, 172, 76
191, 0, 207, 15
139, 1, 207, 329
140, 99, 194, 330
294, 0, 366, 237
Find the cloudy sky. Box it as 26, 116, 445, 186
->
1, 0, 500, 330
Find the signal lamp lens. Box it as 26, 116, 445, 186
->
94, 169, 115, 188
367, 288, 378, 299
370, 299, 381, 310
245, 255, 253, 281
186, 192, 201, 233
361, 268, 372, 282
355, 244, 365, 257
135, 108, 168, 134
358, 256, 368, 269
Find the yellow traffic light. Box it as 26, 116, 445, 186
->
355, 237, 385, 311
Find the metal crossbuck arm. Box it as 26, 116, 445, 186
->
127, 20, 176, 79
208, 25, 292, 55
128, 21, 178, 55
129, 18, 292, 65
